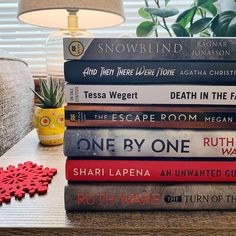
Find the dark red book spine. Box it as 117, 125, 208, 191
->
66, 160, 236, 182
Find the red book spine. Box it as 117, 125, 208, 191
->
66, 160, 236, 182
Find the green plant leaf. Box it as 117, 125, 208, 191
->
196, 8, 205, 16
49, 78, 54, 95
227, 16, 236, 36
165, 0, 171, 6
211, 11, 236, 36
189, 17, 213, 34
176, 7, 197, 27
171, 23, 190, 37
31, 89, 45, 104
136, 21, 156, 37
197, 0, 212, 6
200, 29, 211, 37
40, 79, 50, 98
138, 7, 151, 19
57, 93, 65, 107
53, 83, 60, 105
40, 79, 50, 99
199, 2, 217, 16
144, 7, 179, 18
48, 78, 56, 105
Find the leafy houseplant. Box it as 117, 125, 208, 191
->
32, 78, 65, 146
137, 0, 236, 37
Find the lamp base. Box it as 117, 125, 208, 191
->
46, 29, 92, 82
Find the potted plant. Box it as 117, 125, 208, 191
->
137, 0, 236, 37
32, 78, 65, 146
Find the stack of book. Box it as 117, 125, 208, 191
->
63, 38, 236, 211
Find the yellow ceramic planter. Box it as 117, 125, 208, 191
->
34, 107, 65, 146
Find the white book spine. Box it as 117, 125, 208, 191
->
65, 85, 236, 105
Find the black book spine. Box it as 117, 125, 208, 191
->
64, 60, 236, 85
65, 105, 236, 129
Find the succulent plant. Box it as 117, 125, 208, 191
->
32, 77, 65, 108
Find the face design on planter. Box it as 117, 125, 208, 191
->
34, 107, 65, 145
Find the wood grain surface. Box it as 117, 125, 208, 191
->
1, 130, 236, 235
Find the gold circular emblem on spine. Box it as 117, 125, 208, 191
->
68, 41, 84, 57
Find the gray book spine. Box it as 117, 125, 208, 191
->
63, 38, 236, 61
65, 183, 236, 211
63, 128, 236, 158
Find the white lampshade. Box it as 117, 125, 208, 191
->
17, 0, 125, 29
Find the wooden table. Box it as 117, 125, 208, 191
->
1, 130, 236, 236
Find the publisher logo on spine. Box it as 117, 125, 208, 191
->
164, 195, 182, 203
69, 41, 84, 57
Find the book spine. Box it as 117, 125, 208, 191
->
65, 84, 236, 105
66, 160, 236, 182
63, 38, 236, 61
65, 183, 236, 211
63, 128, 236, 158
64, 60, 236, 85
65, 105, 236, 129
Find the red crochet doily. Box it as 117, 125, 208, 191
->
0, 161, 57, 205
